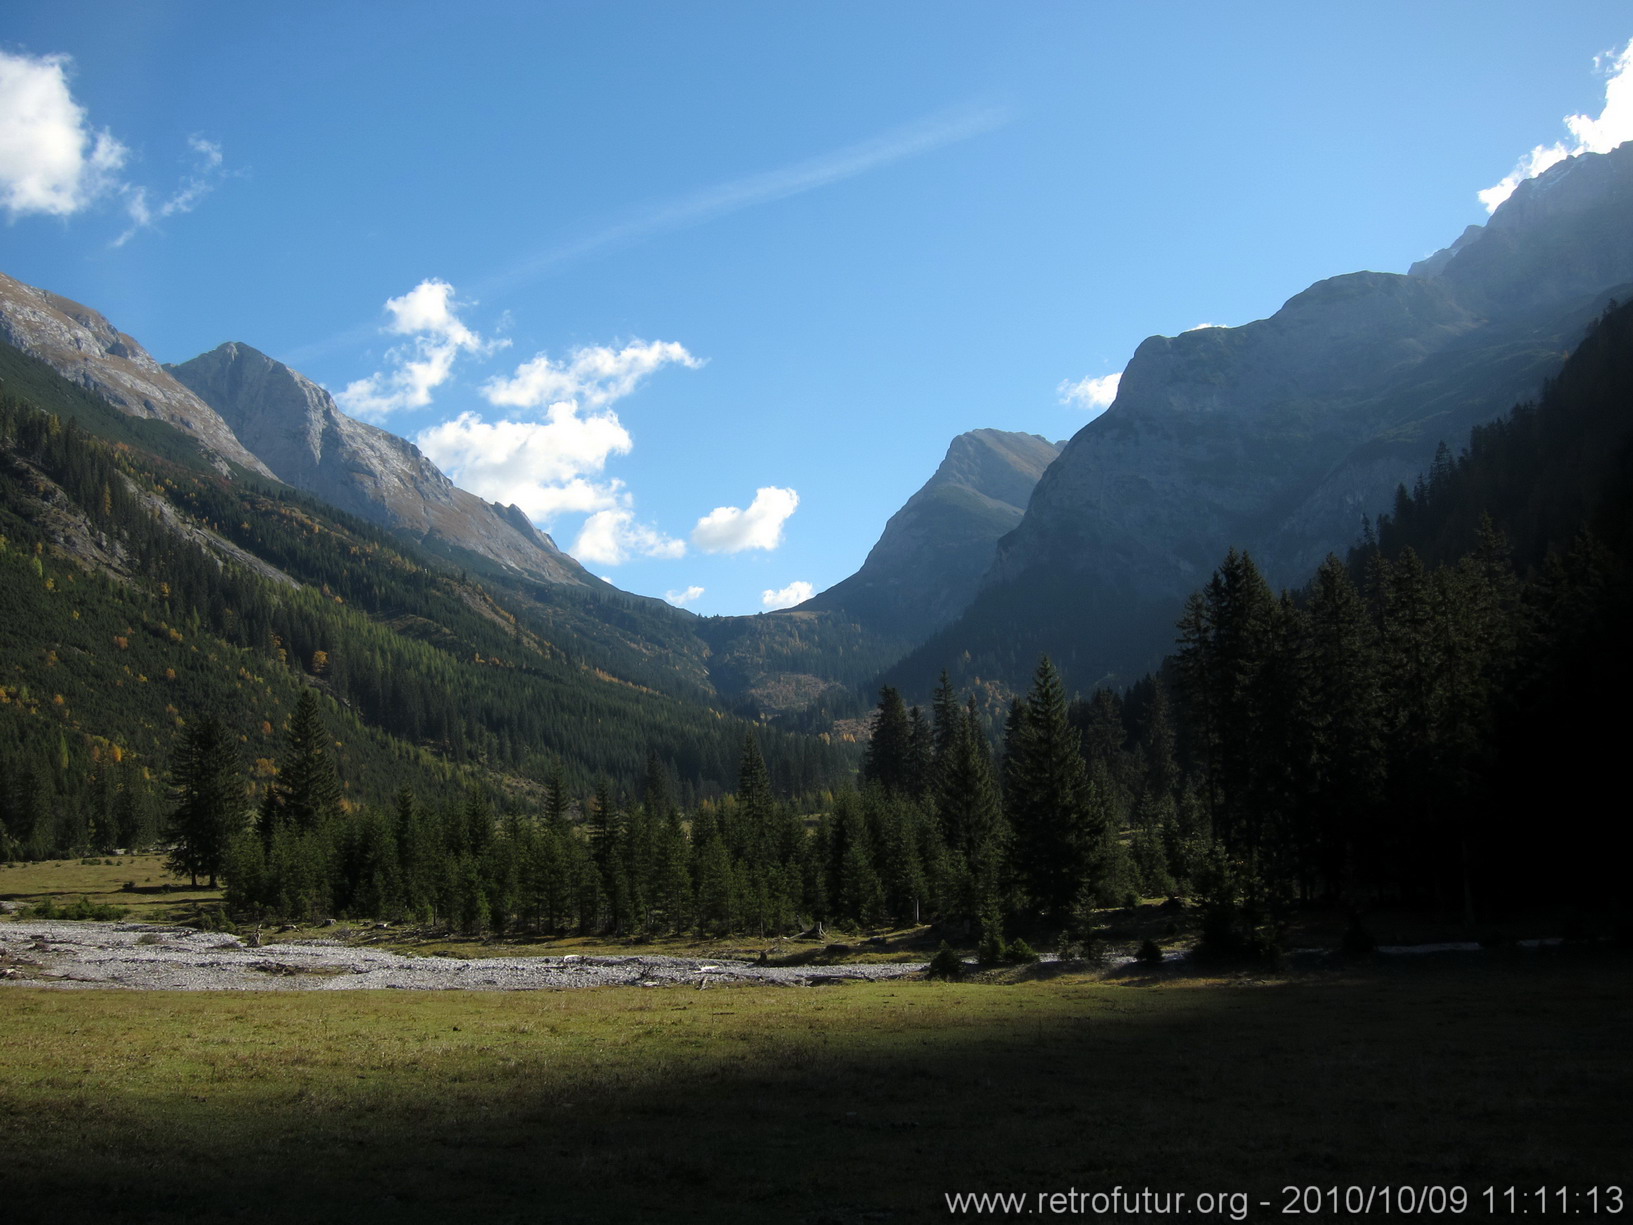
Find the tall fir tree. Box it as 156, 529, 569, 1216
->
860, 686, 914, 796
1006, 657, 1097, 922
261, 690, 342, 836
166, 714, 245, 887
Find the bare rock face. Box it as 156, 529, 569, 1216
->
166, 342, 593, 587
993, 270, 1490, 597
803, 428, 1062, 637
1432, 141, 1633, 317
0, 271, 273, 478
925, 142, 1633, 692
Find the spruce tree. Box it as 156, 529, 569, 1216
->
861, 686, 914, 795
735, 734, 776, 866
1006, 657, 1096, 923
906, 705, 933, 802
937, 698, 1008, 916
930, 670, 961, 780
263, 690, 342, 835
1305, 554, 1385, 897
166, 714, 245, 888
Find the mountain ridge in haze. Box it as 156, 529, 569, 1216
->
800, 427, 1061, 639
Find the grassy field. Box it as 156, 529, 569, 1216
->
1, 954, 1629, 1223
3, 857, 1628, 1222
0, 854, 219, 925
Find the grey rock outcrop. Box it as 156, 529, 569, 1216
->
166, 342, 593, 586
0, 271, 274, 478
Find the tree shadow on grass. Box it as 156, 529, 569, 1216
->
2, 958, 1629, 1224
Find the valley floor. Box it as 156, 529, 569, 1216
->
2, 856, 1628, 1222
1, 943, 1627, 1223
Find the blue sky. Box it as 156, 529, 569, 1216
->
3, 3, 1631, 615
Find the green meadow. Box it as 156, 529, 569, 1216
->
2, 953, 1627, 1224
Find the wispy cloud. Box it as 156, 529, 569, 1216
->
478, 99, 1013, 299
484, 340, 702, 410
1057, 371, 1121, 414
114, 135, 229, 246
1479, 38, 1633, 212
290, 99, 1011, 368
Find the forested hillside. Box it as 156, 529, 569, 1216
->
0, 342, 853, 861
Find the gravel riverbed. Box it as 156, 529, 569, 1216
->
0, 919, 930, 991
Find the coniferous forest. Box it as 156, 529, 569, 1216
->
3, 299, 1632, 947
7, 23, 1633, 1225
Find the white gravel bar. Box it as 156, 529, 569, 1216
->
0, 920, 929, 992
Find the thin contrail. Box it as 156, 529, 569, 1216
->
285, 99, 1013, 369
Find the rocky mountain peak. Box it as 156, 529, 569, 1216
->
935, 139, 1633, 693
800, 428, 1062, 638
1436, 140, 1633, 317
166, 342, 592, 587
934, 428, 1063, 508
0, 271, 273, 478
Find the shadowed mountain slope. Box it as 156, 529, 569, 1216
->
884, 142, 1633, 700
802, 428, 1061, 638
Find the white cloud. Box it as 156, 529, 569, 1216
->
1185, 322, 1224, 332
337, 279, 507, 418
692, 486, 800, 554
420, 404, 631, 488
1478, 144, 1571, 213
572, 508, 685, 566
415, 334, 702, 533
0, 50, 127, 219
1480, 39, 1633, 212
416, 412, 631, 523
485, 340, 702, 410
1057, 371, 1121, 413
761, 581, 814, 610
665, 585, 706, 607
0, 51, 229, 244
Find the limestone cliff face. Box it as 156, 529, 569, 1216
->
804, 428, 1061, 637
166, 342, 593, 586
924, 142, 1633, 692
1430, 141, 1633, 318
0, 271, 274, 478
991, 270, 1492, 597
